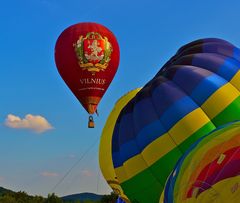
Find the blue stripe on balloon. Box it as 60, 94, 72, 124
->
151, 80, 186, 115
190, 74, 227, 104
192, 54, 240, 82
112, 152, 121, 168
136, 119, 166, 150
165, 164, 183, 202
217, 58, 240, 81
233, 47, 240, 61
118, 113, 135, 142
202, 42, 235, 58
112, 122, 120, 152
113, 120, 166, 168
171, 66, 212, 94
164, 171, 176, 203
202, 38, 230, 45
119, 139, 140, 166
177, 38, 230, 55
192, 53, 224, 73
132, 97, 159, 135
159, 96, 198, 131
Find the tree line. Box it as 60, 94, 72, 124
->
0, 191, 118, 203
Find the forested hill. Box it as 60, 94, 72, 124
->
0, 186, 14, 196
62, 192, 103, 201
0, 186, 117, 203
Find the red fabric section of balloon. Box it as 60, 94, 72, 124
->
187, 146, 240, 198
54, 22, 120, 114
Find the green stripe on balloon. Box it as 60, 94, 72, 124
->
212, 96, 240, 126
120, 122, 215, 203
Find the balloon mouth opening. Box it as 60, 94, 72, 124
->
87, 104, 97, 114
82, 96, 101, 114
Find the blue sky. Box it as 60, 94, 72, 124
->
1, 0, 240, 197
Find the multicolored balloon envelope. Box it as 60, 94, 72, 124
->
163, 121, 240, 203
111, 38, 240, 203
99, 88, 141, 203
55, 22, 120, 127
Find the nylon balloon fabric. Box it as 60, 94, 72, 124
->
55, 22, 120, 115
163, 121, 240, 203
99, 88, 141, 203
112, 38, 240, 203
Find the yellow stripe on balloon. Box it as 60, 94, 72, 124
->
123, 154, 148, 180
115, 166, 128, 185
168, 108, 211, 144
159, 189, 164, 203
115, 154, 148, 184
201, 82, 240, 119
115, 133, 176, 183
230, 70, 240, 91
142, 133, 176, 166
179, 176, 240, 203
115, 108, 212, 183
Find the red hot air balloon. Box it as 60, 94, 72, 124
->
55, 22, 120, 128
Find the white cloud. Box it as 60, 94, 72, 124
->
40, 171, 59, 177
81, 170, 93, 177
4, 114, 53, 133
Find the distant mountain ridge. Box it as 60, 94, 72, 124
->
62, 192, 103, 201
0, 186, 14, 196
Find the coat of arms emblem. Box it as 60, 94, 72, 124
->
74, 32, 113, 75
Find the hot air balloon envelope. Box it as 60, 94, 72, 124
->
55, 22, 120, 126
112, 38, 240, 203
164, 121, 240, 203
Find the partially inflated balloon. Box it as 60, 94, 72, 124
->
112, 38, 240, 203
55, 22, 120, 126
164, 121, 240, 203
99, 88, 141, 203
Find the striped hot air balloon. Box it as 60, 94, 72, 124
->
99, 88, 141, 203
163, 121, 240, 203
112, 38, 240, 203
